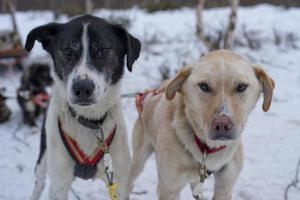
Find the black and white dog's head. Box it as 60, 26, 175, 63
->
25, 15, 141, 114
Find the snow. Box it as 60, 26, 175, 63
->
1, 4, 300, 200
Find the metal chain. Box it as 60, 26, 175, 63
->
197, 150, 208, 183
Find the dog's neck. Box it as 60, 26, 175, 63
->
50, 81, 122, 156
68, 106, 108, 129
172, 95, 200, 140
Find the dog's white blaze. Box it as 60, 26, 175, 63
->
76, 24, 89, 79
219, 58, 231, 116
67, 23, 108, 104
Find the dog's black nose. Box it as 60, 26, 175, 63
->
72, 79, 95, 100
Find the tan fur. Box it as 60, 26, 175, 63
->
128, 50, 275, 200
253, 65, 275, 112
166, 67, 191, 100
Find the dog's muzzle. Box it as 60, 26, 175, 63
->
210, 114, 236, 141
71, 79, 95, 106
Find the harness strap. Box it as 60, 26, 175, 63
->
58, 119, 116, 166
135, 89, 160, 113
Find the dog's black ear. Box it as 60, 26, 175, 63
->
126, 34, 141, 72
113, 25, 141, 72
25, 23, 61, 52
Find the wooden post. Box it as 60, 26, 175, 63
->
7, 0, 22, 48
7, 1, 17, 33
223, 0, 239, 49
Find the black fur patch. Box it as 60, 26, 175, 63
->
36, 114, 47, 167
25, 15, 141, 84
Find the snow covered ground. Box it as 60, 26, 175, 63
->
0, 4, 300, 200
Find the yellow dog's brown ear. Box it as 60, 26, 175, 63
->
254, 65, 275, 112
166, 67, 191, 101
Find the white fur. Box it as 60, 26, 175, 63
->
25, 101, 35, 113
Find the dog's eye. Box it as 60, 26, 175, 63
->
63, 48, 74, 57
97, 47, 110, 56
198, 83, 211, 93
236, 83, 248, 93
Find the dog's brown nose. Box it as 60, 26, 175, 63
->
212, 114, 233, 133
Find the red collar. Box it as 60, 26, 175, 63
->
58, 120, 116, 166
194, 134, 226, 154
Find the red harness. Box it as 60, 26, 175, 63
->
32, 92, 49, 108
58, 120, 116, 166
135, 89, 160, 113
135, 90, 226, 155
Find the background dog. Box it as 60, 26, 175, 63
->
25, 15, 141, 200
128, 50, 275, 200
17, 63, 52, 127
0, 87, 11, 123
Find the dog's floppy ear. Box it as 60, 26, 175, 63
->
25, 23, 61, 52
253, 65, 275, 112
113, 25, 141, 72
166, 67, 191, 101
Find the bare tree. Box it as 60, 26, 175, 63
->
196, 0, 239, 51
223, 0, 239, 49
196, 0, 206, 42
7, 0, 22, 46
49, 0, 61, 20
85, 0, 93, 15
103, 0, 111, 9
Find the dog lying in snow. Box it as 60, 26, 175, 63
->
25, 15, 141, 200
17, 63, 52, 127
128, 50, 275, 200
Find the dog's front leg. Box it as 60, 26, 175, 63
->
105, 130, 131, 200
48, 167, 74, 200
212, 144, 243, 200
157, 182, 181, 200
190, 182, 204, 200
156, 152, 188, 200
47, 144, 75, 199
48, 184, 70, 200
112, 149, 131, 200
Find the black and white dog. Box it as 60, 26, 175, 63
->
25, 15, 141, 200
17, 63, 52, 127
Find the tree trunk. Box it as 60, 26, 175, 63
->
223, 0, 239, 49
50, 0, 60, 20
85, 0, 93, 15
196, 0, 206, 42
